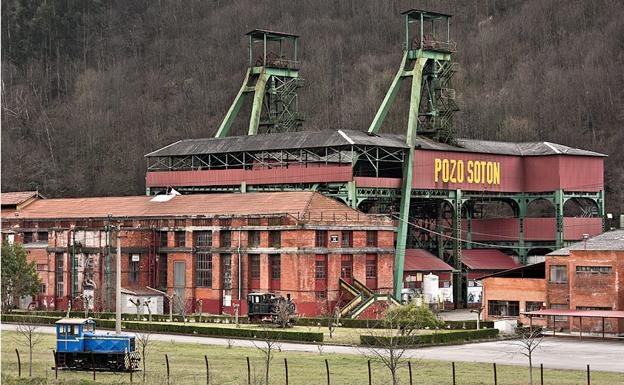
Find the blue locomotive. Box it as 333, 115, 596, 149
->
55, 318, 140, 371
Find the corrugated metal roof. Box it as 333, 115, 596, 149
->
404, 249, 454, 271
146, 130, 605, 158
461, 249, 521, 270
547, 230, 624, 255
2, 191, 392, 226
523, 309, 624, 319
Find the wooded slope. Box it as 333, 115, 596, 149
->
2, 0, 623, 212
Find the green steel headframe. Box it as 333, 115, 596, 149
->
215, 29, 304, 138
367, 9, 458, 300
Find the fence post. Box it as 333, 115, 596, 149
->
15, 349, 21, 378
92, 352, 96, 381
53, 350, 58, 380
205, 355, 210, 385
325, 359, 330, 385
284, 358, 289, 385
408, 361, 413, 385
246, 356, 251, 385
540, 363, 544, 385
452, 362, 456, 385
493, 363, 497, 385
367, 360, 372, 385
165, 354, 170, 385
587, 364, 590, 385
130, 366, 133, 383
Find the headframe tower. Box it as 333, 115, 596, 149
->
368, 10, 459, 300
215, 30, 303, 137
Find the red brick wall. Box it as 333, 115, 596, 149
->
482, 277, 546, 326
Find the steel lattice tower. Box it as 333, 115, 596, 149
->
367, 10, 459, 300
215, 30, 303, 137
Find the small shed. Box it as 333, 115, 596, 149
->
120, 288, 164, 315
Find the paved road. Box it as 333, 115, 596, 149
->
3, 324, 623, 373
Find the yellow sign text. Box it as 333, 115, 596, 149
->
434, 158, 501, 185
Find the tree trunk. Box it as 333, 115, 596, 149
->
29, 346, 33, 377
529, 355, 533, 385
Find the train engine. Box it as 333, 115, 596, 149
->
55, 319, 140, 371
247, 292, 297, 326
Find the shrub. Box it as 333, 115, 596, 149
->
360, 328, 499, 347
385, 303, 443, 335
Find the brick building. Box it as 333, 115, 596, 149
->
1, 191, 395, 317
482, 230, 624, 334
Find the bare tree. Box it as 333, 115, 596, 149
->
129, 298, 142, 320
360, 307, 411, 385
143, 298, 153, 322
252, 327, 282, 385
507, 328, 544, 385
273, 298, 296, 328
136, 331, 155, 382
146, 286, 175, 322
15, 319, 44, 377
318, 298, 341, 339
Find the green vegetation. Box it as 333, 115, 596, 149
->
360, 328, 499, 347
2, 331, 622, 385
1, 242, 41, 312
384, 303, 442, 335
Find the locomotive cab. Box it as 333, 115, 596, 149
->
56, 319, 94, 353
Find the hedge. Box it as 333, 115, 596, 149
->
11, 310, 249, 324
297, 317, 493, 330
360, 328, 499, 347
1, 314, 322, 343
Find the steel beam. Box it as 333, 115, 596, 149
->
368, 52, 408, 135
248, 70, 270, 135
215, 68, 251, 138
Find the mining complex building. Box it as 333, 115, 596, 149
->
0, 10, 611, 318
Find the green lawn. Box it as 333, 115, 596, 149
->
2, 331, 622, 385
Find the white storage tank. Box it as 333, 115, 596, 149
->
422, 273, 440, 304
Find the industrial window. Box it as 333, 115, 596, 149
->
341, 231, 353, 248
550, 304, 568, 321
249, 254, 261, 279
158, 253, 168, 289
315, 230, 328, 247
38, 231, 48, 243
576, 306, 612, 311
220, 230, 232, 248
222, 253, 232, 292
576, 266, 612, 274
174, 231, 186, 247
525, 301, 542, 312
366, 255, 377, 279
315, 256, 327, 279
268, 217, 282, 226
366, 231, 378, 247
55, 253, 64, 296
194, 231, 212, 248
341, 255, 353, 279
36, 264, 48, 271
269, 231, 281, 248
549, 265, 567, 283
270, 255, 281, 280
315, 290, 327, 299
248, 231, 261, 247
159, 232, 168, 247
23, 232, 34, 243
248, 217, 262, 226
196, 252, 212, 287
40, 283, 47, 294
129, 255, 140, 284
488, 300, 520, 317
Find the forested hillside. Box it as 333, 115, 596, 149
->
2, 0, 623, 212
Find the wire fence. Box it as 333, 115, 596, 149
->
4, 346, 605, 385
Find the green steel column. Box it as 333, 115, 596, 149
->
368, 52, 408, 134
599, 190, 606, 232
71, 230, 76, 299
452, 190, 464, 308
437, 200, 444, 260
215, 68, 251, 138
347, 181, 358, 209
465, 203, 472, 249
554, 189, 564, 248
248, 71, 270, 135
518, 195, 527, 263
393, 57, 428, 300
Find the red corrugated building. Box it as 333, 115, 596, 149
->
482, 230, 624, 334
0, 191, 395, 317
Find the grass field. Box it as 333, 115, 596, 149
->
1, 331, 622, 385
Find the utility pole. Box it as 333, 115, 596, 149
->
116, 223, 122, 335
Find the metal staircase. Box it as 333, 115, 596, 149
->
338, 278, 399, 319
